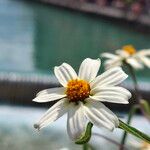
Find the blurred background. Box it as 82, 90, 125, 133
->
0, 0, 150, 149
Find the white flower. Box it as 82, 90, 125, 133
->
101, 45, 150, 70
33, 58, 131, 140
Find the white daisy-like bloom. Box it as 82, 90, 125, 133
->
33, 58, 131, 140
101, 45, 150, 70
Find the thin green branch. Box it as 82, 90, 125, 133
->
125, 62, 150, 121
124, 62, 141, 101
83, 143, 93, 150
83, 143, 88, 150
119, 120, 150, 144
120, 105, 139, 150
120, 62, 150, 150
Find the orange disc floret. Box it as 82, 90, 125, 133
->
66, 79, 90, 102
122, 45, 136, 55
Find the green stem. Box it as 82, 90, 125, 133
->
125, 62, 150, 120
125, 62, 141, 101
83, 143, 88, 150
120, 62, 150, 149
83, 143, 94, 150
119, 119, 150, 144
120, 105, 139, 150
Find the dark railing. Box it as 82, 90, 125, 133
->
34, 0, 150, 27
0, 72, 149, 112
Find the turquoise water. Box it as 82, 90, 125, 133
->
0, 0, 150, 79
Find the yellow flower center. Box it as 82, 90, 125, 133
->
122, 45, 136, 55
66, 79, 90, 102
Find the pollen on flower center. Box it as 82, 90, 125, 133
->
122, 45, 136, 55
66, 79, 90, 102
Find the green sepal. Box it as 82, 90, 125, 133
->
75, 122, 93, 144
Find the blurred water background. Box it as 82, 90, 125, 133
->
0, 0, 150, 78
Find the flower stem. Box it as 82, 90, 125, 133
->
83, 143, 88, 150
119, 119, 150, 143
83, 143, 93, 150
125, 62, 150, 120
120, 62, 150, 149
125, 62, 141, 101
120, 105, 139, 150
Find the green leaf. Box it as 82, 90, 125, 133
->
140, 99, 150, 116
119, 119, 150, 143
75, 122, 93, 144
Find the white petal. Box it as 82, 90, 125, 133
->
36, 87, 65, 97
126, 58, 143, 69
90, 67, 128, 89
78, 58, 101, 82
33, 87, 66, 103
104, 59, 122, 70
93, 101, 119, 127
34, 99, 67, 130
138, 49, 150, 56
67, 103, 87, 140
139, 56, 150, 68
83, 100, 119, 130
90, 86, 131, 104
54, 63, 77, 87
101, 53, 118, 59
116, 50, 129, 57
